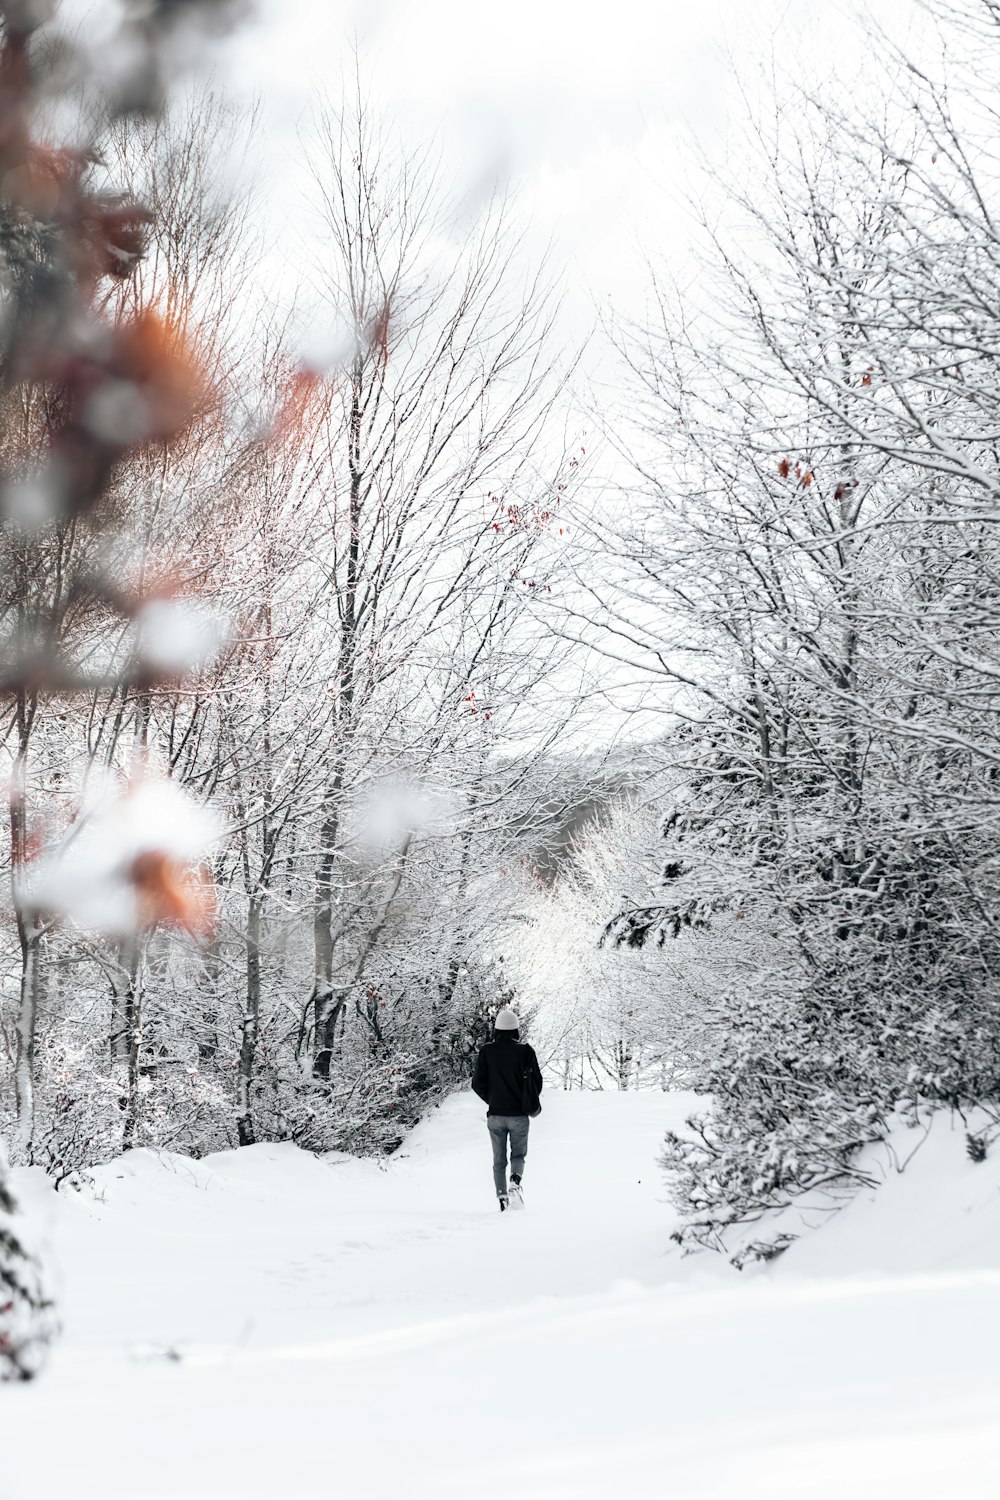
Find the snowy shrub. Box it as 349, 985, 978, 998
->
128, 1063, 236, 1159
661, 999, 889, 1254
17, 1038, 123, 1182
647, 761, 1000, 1253
0, 1156, 57, 1379
252, 1054, 423, 1157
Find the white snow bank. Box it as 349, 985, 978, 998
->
4, 1091, 1000, 1500
724, 1107, 1000, 1276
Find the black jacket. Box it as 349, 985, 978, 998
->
472, 1033, 543, 1117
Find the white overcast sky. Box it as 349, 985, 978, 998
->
216, 0, 919, 341
57, 0, 923, 337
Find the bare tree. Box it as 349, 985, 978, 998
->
303, 77, 575, 1082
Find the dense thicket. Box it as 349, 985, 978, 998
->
593, 0, 1000, 1257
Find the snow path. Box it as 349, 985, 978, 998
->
5, 1090, 1000, 1499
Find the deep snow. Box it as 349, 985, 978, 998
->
4, 1089, 1000, 1499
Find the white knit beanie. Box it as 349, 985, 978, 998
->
494, 1006, 520, 1031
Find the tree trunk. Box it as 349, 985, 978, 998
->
312, 351, 363, 1079
120, 937, 144, 1152
311, 814, 339, 1082
13, 925, 41, 1163
236, 890, 262, 1146
198, 929, 221, 1067
110, 943, 132, 1066
10, 710, 40, 1164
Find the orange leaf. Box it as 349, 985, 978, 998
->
130, 851, 216, 937
270, 367, 321, 445
113, 311, 206, 442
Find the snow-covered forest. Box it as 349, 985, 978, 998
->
4, 0, 1000, 1493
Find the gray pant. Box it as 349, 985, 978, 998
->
487, 1114, 529, 1197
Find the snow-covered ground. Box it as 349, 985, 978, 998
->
5, 1090, 1000, 1499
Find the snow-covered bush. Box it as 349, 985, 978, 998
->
596, 0, 1000, 1258
16, 1037, 123, 1182
0, 1150, 56, 1379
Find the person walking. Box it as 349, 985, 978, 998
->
471, 1007, 543, 1211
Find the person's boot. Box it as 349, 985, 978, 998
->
498, 1193, 509, 1212
509, 1175, 524, 1210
